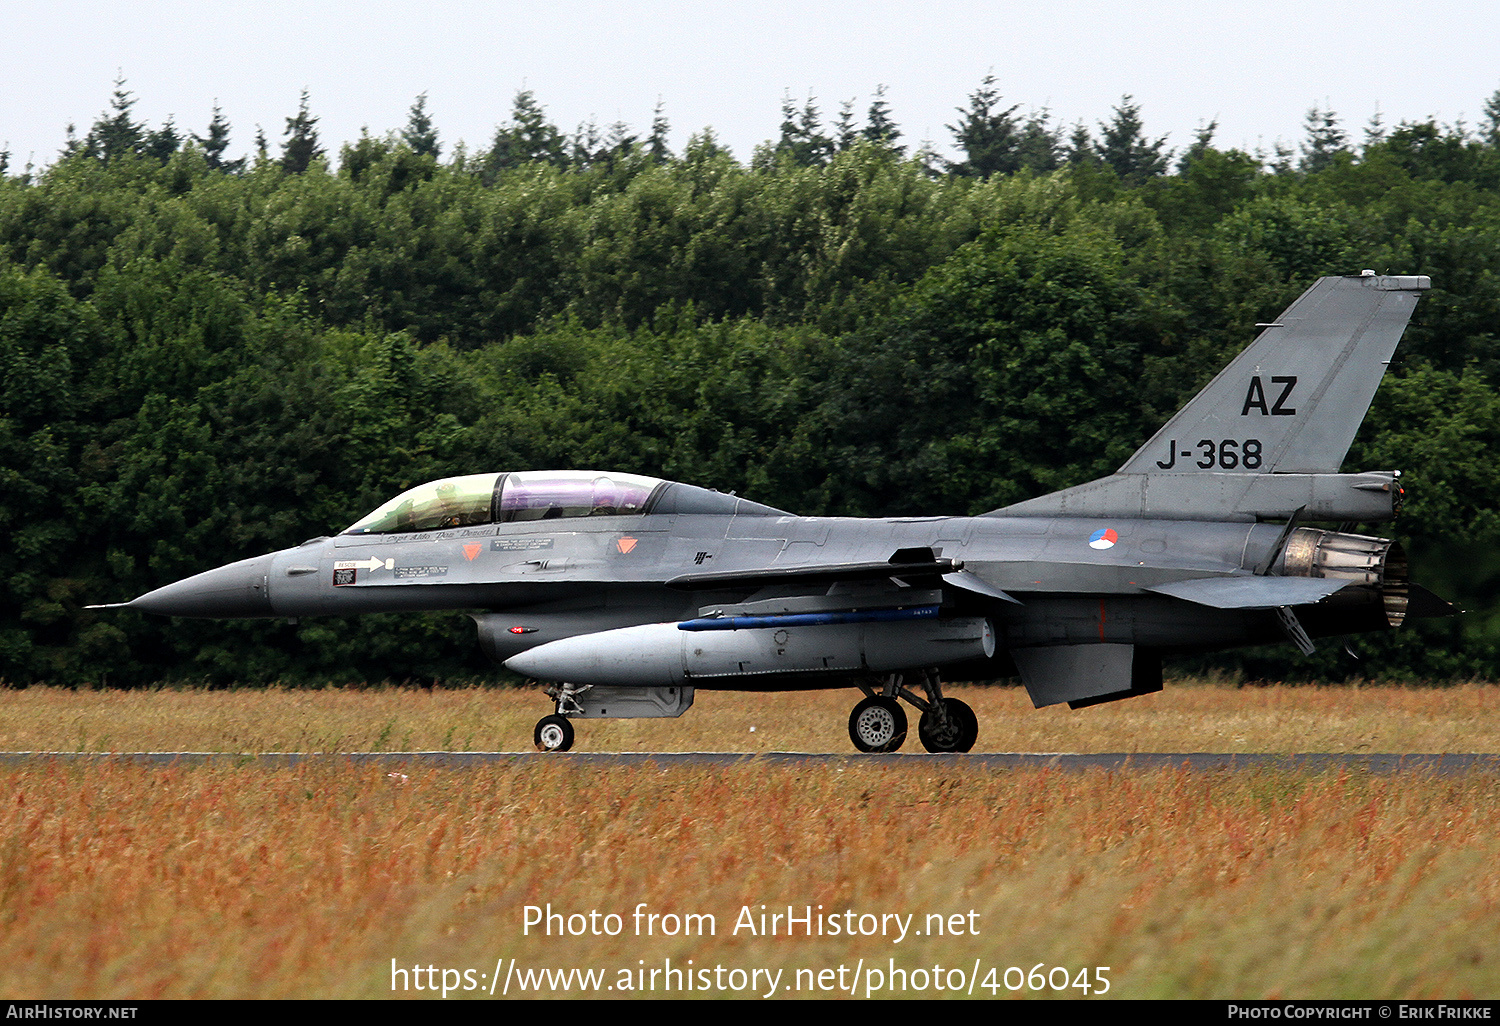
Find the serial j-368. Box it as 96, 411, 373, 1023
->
93, 273, 1453, 752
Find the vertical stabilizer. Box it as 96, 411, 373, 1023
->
1119, 273, 1429, 475
993, 273, 1428, 520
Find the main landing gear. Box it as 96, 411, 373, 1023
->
848, 670, 977, 754
848, 695, 907, 752
528, 674, 975, 754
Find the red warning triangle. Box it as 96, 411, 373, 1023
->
463, 544, 481, 561
616, 537, 638, 554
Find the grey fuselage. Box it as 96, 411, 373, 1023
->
137, 480, 1388, 683
106, 275, 1436, 716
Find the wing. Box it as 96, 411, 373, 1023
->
665, 556, 961, 590
666, 550, 1021, 605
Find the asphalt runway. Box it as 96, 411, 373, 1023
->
1, 751, 1498, 773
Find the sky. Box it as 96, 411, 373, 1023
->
3, 1, 1500, 170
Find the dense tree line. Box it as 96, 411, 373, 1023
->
2, 81, 1499, 685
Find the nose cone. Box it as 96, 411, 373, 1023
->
127, 552, 277, 618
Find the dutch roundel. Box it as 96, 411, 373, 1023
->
1088, 527, 1119, 550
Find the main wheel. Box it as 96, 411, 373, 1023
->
951, 699, 979, 751
848, 696, 908, 753
918, 698, 978, 753
534, 714, 575, 752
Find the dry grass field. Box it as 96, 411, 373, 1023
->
3, 679, 1500, 754
2, 681, 1499, 1000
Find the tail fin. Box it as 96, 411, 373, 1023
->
995, 273, 1429, 520
1120, 273, 1429, 475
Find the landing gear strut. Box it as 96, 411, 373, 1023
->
847, 670, 978, 754
532, 682, 589, 752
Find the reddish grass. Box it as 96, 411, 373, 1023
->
2, 757, 1499, 999
2, 680, 1498, 754
4, 682, 1499, 999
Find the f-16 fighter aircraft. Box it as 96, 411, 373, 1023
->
94, 272, 1452, 752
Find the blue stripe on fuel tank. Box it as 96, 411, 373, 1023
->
677, 605, 941, 631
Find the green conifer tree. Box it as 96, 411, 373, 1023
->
1299, 104, 1349, 172
833, 98, 859, 152
193, 102, 244, 172
280, 90, 324, 173
648, 99, 671, 163
1015, 110, 1062, 173
84, 75, 145, 163
774, 92, 834, 166
1176, 120, 1218, 173
862, 84, 904, 156
947, 74, 1020, 176
143, 115, 181, 163
1065, 121, 1097, 167
486, 89, 567, 176
401, 93, 441, 158
1480, 88, 1500, 147
1095, 95, 1170, 182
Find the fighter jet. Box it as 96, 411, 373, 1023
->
92, 272, 1453, 752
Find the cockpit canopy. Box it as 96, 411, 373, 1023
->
343, 471, 664, 534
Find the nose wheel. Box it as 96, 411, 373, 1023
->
533, 682, 589, 752
533, 713, 575, 752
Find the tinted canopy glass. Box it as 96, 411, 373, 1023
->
498, 471, 661, 522
342, 471, 665, 534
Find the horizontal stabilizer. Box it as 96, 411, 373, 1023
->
1406, 583, 1459, 619
1146, 576, 1349, 609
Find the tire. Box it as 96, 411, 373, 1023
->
918, 697, 978, 753
534, 714, 575, 752
950, 698, 979, 752
848, 696, 908, 753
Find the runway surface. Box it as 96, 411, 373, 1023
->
1, 751, 1498, 773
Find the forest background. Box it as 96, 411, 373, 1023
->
3, 80, 1498, 686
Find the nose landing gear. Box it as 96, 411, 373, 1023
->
533, 681, 588, 752
533, 713, 575, 752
